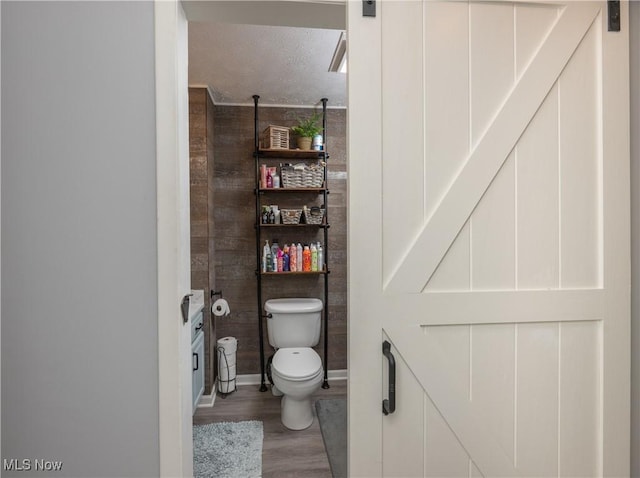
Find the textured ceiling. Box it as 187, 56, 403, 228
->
188, 22, 347, 107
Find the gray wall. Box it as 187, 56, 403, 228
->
631, 2, 639, 476
1, 2, 160, 477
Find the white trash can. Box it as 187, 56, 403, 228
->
217, 336, 237, 394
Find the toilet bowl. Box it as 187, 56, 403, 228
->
271, 347, 323, 430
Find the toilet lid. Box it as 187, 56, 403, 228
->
272, 348, 322, 381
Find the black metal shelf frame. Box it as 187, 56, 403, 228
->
252, 95, 331, 391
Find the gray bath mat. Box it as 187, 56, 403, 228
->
315, 399, 347, 478
193, 420, 263, 478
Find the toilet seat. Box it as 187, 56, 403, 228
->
272, 347, 322, 381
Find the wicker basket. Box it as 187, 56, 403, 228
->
303, 206, 325, 225
281, 209, 302, 225
281, 163, 324, 188
262, 125, 290, 150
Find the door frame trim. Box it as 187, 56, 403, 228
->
346, 0, 384, 475
155, 1, 192, 476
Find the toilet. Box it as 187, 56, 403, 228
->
265, 298, 324, 430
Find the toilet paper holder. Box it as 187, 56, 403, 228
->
211, 290, 223, 300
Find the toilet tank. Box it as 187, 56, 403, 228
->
265, 298, 323, 348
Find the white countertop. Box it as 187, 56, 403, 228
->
189, 289, 205, 321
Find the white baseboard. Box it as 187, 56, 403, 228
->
237, 368, 348, 386
197, 382, 217, 408
196, 370, 347, 411
327, 369, 348, 381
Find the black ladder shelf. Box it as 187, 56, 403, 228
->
252, 95, 331, 392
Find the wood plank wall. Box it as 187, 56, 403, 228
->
212, 103, 348, 375
189, 88, 216, 393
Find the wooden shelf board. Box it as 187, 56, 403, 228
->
258, 187, 326, 193
258, 223, 328, 228
261, 270, 328, 276
257, 149, 327, 159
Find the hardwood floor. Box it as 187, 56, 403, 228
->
193, 380, 347, 477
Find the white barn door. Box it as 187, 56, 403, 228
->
348, 1, 630, 476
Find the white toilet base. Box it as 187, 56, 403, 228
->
270, 347, 323, 431
280, 395, 314, 430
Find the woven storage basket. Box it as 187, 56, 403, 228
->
262, 125, 289, 150
303, 206, 325, 225
281, 209, 302, 225
281, 163, 324, 188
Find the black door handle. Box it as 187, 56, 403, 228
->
193, 352, 199, 371
382, 340, 396, 415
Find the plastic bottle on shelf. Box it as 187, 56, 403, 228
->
262, 240, 270, 273
273, 174, 280, 188
317, 242, 323, 271
266, 169, 273, 188
271, 239, 279, 272
302, 245, 311, 272
312, 134, 323, 151
297, 243, 303, 270
289, 243, 297, 272
311, 243, 318, 271
283, 245, 290, 272
260, 164, 267, 188
266, 251, 273, 272
273, 206, 281, 224
277, 248, 284, 272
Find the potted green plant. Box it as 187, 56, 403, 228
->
291, 113, 322, 150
